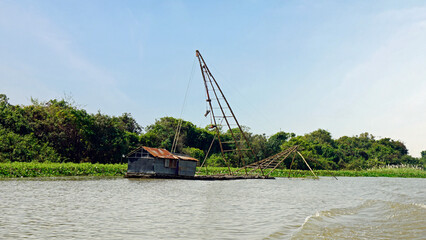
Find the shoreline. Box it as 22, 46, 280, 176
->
1, 162, 424, 179
196, 166, 425, 178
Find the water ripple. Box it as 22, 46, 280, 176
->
0, 177, 425, 239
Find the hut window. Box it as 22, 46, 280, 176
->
165, 159, 177, 168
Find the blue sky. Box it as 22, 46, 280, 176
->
1, 0, 425, 157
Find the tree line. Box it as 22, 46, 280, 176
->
1, 94, 424, 170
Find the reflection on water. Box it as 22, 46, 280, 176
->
0, 177, 425, 239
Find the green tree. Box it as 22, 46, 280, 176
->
266, 131, 294, 156
0, 125, 61, 162
1, 95, 143, 164
182, 147, 205, 161
0, 94, 31, 134
1, 94, 421, 169
142, 116, 215, 154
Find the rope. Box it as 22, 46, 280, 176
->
171, 57, 196, 153
199, 135, 215, 169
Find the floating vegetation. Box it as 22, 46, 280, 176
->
0, 162, 127, 178
0, 163, 424, 178
196, 167, 426, 178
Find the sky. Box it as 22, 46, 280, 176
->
1, 0, 425, 157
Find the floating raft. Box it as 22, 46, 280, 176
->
125, 173, 274, 180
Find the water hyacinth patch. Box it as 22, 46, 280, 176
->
0, 163, 424, 178
0, 162, 127, 178
196, 166, 426, 178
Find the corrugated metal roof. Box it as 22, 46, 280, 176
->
142, 146, 178, 160
126, 146, 199, 162
175, 155, 199, 162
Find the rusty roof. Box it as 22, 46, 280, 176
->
174, 154, 199, 162
142, 146, 178, 160
126, 146, 199, 161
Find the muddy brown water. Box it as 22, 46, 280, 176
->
1, 177, 425, 239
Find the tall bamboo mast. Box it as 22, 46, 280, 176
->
196, 50, 261, 175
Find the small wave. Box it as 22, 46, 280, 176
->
412, 202, 426, 209
299, 211, 321, 229
291, 200, 426, 240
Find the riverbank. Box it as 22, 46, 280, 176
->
0, 162, 127, 178
1, 162, 424, 178
197, 166, 426, 178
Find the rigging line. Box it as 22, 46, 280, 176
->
199, 135, 215, 169
200, 118, 224, 170
171, 57, 197, 153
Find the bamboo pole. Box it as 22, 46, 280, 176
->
287, 152, 297, 178
297, 151, 319, 179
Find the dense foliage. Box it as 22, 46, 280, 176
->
1, 94, 424, 170
281, 130, 422, 170
0, 94, 140, 164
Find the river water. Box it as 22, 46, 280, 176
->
1, 177, 425, 239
